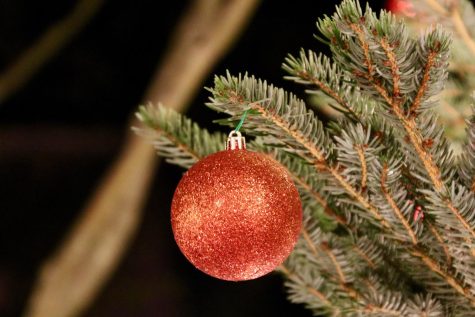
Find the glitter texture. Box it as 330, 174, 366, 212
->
171, 149, 302, 281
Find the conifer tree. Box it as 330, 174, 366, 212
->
135, 0, 475, 315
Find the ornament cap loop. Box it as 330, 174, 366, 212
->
226, 130, 246, 150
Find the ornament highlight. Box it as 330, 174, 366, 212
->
171, 131, 302, 281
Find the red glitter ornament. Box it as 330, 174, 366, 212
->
171, 131, 302, 281
386, 0, 416, 17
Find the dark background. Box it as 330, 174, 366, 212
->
0, 1, 383, 316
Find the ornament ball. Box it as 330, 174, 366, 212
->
171, 148, 302, 281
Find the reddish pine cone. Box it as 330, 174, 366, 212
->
171, 149, 302, 281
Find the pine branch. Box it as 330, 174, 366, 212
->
256, 145, 429, 307
282, 50, 364, 120
405, 0, 475, 151
323, 11, 450, 190
132, 0, 475, 314
426, 222, 452, 267
207, 71, 475, 307
136, 103, 418, 311
208, 72, 391, 229
286, 215, 438, 316
256, 144, 449, 307
379, 163, 418, 245
134, 103, 226, 169
279, 264, 340, 316
318, 1, 475, 264
460, 106, 475, 191
252, 143, 347, 227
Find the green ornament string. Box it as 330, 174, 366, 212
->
234, 109, 249, 133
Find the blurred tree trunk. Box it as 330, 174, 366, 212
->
23, 1, 260, 316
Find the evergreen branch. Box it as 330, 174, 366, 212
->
426, 222, 452, 267
279, 264, 338, 315
423, 183, 475, 240
396, 109, 443, 190
298, 220, 353, 285
446, 201, 475, 238
258, 147, 424, 292
134, 103, 226, 169
347, 22, 394, 107
255, 145, 347, 226
297, 218, 433, 316
295, 176, 346, 226
353, 244, 376, 269
368, 157, 427, 245
410, 248, 475, 305
282, 50, 359, 119
359, 305, 405, 316
342, 12, 475, 298
380, 37, 401, 99
208, 73, 475, 302
355, 144, 368, 191
209, 73, 391, 228
321, 242, 348, 285
408, 49, 438, 116
332, 122, 384, 198
320, 2, 475, 248
293, 219, 417, 316
319, 1, 452, 192
361, 292, 444, 317
252, 101, 388, 228
301, 229, 322, 258
380, 163, 418, 245
322, 163, 387, 226
268, 147, 430, 300
460, 106, 475, 191
350, 19, 445, 191
407, 294, 444, 317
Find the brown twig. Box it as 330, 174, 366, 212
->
23, 1, 260, 317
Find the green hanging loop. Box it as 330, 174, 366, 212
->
234, 109, 249, 132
